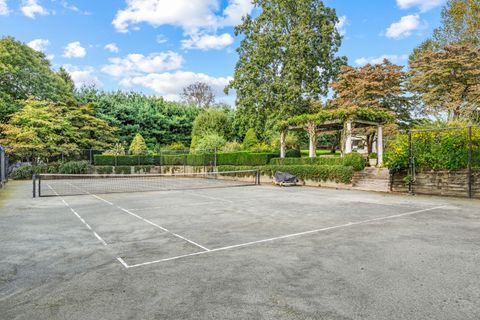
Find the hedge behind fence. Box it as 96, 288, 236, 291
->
94, 152, 277, 167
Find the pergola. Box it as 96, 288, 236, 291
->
278, 108, 394, 166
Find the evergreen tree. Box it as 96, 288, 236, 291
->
129, 133, 148, 155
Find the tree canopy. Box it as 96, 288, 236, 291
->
181, 82, 216, 108
0, 37, 74, 122
227, 0, 346, 137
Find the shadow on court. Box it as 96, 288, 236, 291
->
1, 181, 480, 320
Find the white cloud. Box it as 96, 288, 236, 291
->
60, 1, 90, 15
156, 34, 168, 44
63, 41, 86, 58
182, 33, 234, 50
120, 71, 232, 101
27, 39, 50, 52
104, 43, 119, 53
62, 65, 103, 88
385, 15, 424, 39
0, 0, 9, 16
336, 16, 347, 36
113, 0, 254, 33
21, 0, 49, 18
396, 0, 444, 12
355, 54, 409, 66
102, 51, 184, 77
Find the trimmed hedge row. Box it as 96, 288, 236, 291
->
263, 165, 353, 184
10, 161, 92, 180
94, 152, 277, 167
270, 152, 366, 171
217, 165, 354, 184
217, 152, 278, 166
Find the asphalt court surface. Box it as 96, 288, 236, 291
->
1, 181, 480, 319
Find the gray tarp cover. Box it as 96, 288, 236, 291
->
274, 171, 298, 184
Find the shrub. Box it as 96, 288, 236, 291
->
103, 143, 125, 156
285, 149, 301, 158
263, 165, 354, 184
221, 141, 243, 152
249, 142, 272, 153
242, 128, 259, 150
10, 163, 60, 180
342, 152, 366, 171
217, 152, 278, 166
96, 166, 113, 174
369, 152, 378, 159
385, 124, 480, 171
193, 132, 226, 152
114, 166, 131, 174
58, 161, 91, 174
129, 133, 148, 155
165, 142, 187, 151
270, 157, 344, 166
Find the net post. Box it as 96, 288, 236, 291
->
32, 174, 36, 198
38, 174, 41, 197
256, 169, 261, 185
468, 126, 473, 199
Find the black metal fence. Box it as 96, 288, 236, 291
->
0, 145, 8, 188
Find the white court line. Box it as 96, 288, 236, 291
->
125, 205, 446, 268
184, 191, 234, 204
128, 201, 218, 211
47, 184, 108, 247
91, 194, 210, 252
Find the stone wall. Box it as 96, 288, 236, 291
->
391, 170, 480, 199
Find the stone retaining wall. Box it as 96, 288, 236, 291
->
391, 170, 480, 199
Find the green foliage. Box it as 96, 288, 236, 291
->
249, 142, 272, 153
221, 141, 243, 152
0, 36, 74, 122
0, 100, 77, 158
285, 149, 302, 158
217, 152, 278, 166
192, 133, 226, 152
75, 88, 199, 147
270, 152, 365, 171
104, 143, 126, 156
263, 165, 354, 184
227, 0, 346, 136
129, 133, 148, 155
165, 142, 187, 151
342, 152, 367, 171
114, 166, 131, 174
58, 161, 91, 174
191, 108, 233, 145
242, 128, 259, 150
96, 166, 113, 174
385, 124, 480, 171
10, 164, 60, 180
369, 152, 378, 160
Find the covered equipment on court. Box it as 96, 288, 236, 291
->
274, 171, 298, 186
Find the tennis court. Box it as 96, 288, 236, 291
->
1, 177, 480, 319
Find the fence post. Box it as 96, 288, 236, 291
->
214, 148, 217, 172
89, 149, 93, 165
32, 174, 36, 198
468, 126, 473, 199
408, 129, 413, 194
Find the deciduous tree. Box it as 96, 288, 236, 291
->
227, 0, 346, 138
181, 82, 215, 108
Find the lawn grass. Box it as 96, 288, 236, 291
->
300, 149, 341, 157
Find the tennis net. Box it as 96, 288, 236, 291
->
34, 170, 260, 197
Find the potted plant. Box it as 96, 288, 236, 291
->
368, 152, 377, 167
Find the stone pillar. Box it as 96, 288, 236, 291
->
377, 125, 383, 166
280, 130, 286, 158
345, 121, 352, 154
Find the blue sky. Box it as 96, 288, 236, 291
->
0, 0, 445, 104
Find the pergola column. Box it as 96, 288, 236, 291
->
280, 130, 286, 158
345, 121, 352, 154
377, 125, 383, 166
306, 121, 317, 158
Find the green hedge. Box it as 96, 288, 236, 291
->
217, 152, 277, 166
270, 152, 365, 171
217, 165, 354, 184
264, 165, 354, 184
94, 154, 216, 166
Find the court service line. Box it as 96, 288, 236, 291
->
91, 194, 210, 252
124, 205, 446, 268
47, 184, 108, 247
